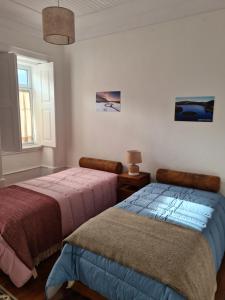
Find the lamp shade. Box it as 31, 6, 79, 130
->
126, 150, 142, 164
42, 6, 75, 45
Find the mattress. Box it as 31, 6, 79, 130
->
46, 183, 225, 300
0, 167, 117, 287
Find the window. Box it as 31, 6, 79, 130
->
17, 66, 34, 144
0, 52, 56, 152
17, 57, 56, 148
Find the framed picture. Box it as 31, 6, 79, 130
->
175, 96, 215, 122
96, 91, 121, 112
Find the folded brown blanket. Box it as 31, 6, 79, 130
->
65, 207, 217, 300
0, 185, 62, 269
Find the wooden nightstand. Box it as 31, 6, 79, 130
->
118, 172, 151, 202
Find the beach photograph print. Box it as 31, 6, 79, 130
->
96, 91, 121, 112
175, 96, 215, 122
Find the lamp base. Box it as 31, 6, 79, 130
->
128, 164, 140, 176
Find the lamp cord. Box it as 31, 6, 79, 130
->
58, 0, 60, 7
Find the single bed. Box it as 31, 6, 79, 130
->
0, 157, 122, 288
45, 169, 225, 300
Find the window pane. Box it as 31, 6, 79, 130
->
18, 69, 28, 87
19, 91, 33, 143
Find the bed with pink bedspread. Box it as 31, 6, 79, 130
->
0, 166, 118, 287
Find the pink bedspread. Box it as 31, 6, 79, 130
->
0, 167, 117, 287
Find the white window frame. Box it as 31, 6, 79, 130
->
17, 64, 35, 146
17, 55, 56, 149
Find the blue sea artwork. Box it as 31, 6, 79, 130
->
96, 91, 121, 112
175, 96, 215, 122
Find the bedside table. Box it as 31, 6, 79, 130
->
118, 172, 151, 202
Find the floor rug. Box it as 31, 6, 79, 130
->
0, 285, 17, 300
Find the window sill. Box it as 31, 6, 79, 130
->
22, 144, 43, 151
1, 145, 43, 156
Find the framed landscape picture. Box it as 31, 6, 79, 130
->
175, 96, 215, 122
96, 91, 121, 112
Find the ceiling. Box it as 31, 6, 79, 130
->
8, 0, 131, 17
1, 0, 225, 41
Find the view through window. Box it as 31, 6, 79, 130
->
17, 66, 34, 144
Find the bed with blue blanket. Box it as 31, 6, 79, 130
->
46, 176, 225, 300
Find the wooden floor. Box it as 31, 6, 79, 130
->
0, 253, 86, 300
0, 252, 225, 300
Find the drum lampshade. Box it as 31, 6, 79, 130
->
126, 150, 142, 164
42, 6, 75, 45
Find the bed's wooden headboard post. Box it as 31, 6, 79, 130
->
156, 169, 220, 193
79, 157, 123, 174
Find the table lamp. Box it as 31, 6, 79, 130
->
126, 150, 142, 176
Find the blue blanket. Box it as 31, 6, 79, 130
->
46, 183, 225, 299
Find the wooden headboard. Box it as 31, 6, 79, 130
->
156, 169, 220, 193
79, 157, 123, 174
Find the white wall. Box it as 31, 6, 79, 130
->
1, 148, 41, 185
0, 18, 67, 184
66, 9, 225, 194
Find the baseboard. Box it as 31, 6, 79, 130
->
3, 165, 42, 176
3, 167, 42, 186
2, 165, 66, 186
40, 166, 67, 176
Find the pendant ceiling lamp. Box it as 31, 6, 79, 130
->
42, 0, 75, 45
